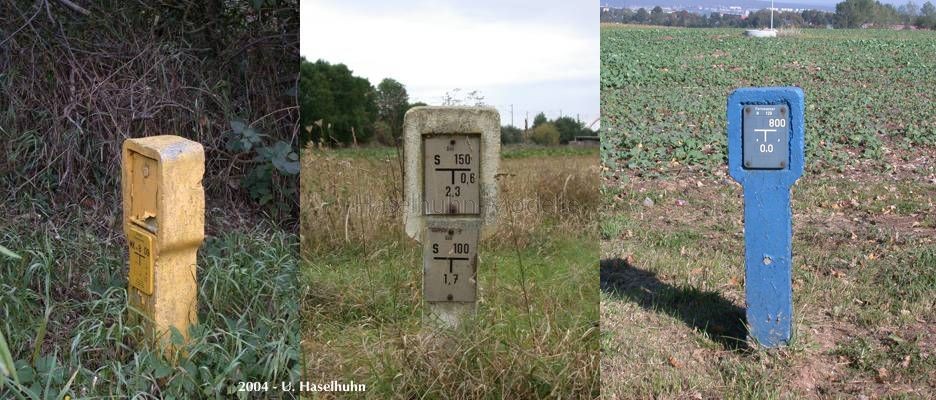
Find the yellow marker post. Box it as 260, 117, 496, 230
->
122, 135, 204, 353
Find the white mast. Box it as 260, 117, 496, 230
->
770, 0, 774, 30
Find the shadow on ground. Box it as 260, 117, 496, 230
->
600, 258, 748, 351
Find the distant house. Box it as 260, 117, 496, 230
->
569, 135, 600, 147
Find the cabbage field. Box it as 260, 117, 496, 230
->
600, 26, 936, 175
600, 25, 935, 399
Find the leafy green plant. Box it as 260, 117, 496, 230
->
0, 216, 300, 398
0, 329, 16, 389
227, 120, 299, 213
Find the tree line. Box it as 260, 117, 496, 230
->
300, 59, 418, 146
503, 113, 598, 146
300, 59, 596, 147
600, 0, 936, 29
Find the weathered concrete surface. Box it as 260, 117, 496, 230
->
403, 106, 500, 242
424, 301, 477, 330
403, 107, 500, 330
122, 135, 204, 355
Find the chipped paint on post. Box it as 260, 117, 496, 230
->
727, 87, 805, 348
122, 135, 205, 355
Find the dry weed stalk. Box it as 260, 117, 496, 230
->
1, 1, 299, 216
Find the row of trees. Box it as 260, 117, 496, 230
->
300, 59, 423, 146
837, 0, 936, 28
599, 6, 835, 28
502, 113, 597, 146
301, 59, 595, 147
600, 0, 936, 29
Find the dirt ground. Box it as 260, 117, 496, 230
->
600, 161, 935, 399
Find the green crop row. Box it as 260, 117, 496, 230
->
600, 26, 936, 175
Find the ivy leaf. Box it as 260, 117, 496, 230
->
266, 141, 300, 175
230, 120, 246, 135
151, 357, 173, 379
169, 327, 184, 346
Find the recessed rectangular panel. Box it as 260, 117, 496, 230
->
424, 135, 481, 215
743, 105, 790, 169
424, 224, 478, 302
127, 225, 155, 295
129, 151, 159, 232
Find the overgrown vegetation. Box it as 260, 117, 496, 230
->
0, 205, 301, 398
0, 0, 300, 218
301, 146, 601, 398
1, 2, 301, 398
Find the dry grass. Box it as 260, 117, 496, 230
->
600, 170, 936, 399
0, 1, 299, 209
300, 145, 600, 399
300, 147, 405, 254
300, 145, 600, 256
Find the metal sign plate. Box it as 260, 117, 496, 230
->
127, 225, 155, 295
423, 135, 481, 215
743, 105, 790, 169
423, 224, 478, 302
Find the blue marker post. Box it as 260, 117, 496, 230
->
727, 87, 805, 348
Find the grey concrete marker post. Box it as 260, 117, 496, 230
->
403, 106, 500, 328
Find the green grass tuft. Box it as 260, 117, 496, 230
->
0, 210, 300, 399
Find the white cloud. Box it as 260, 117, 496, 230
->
301, 0, 599, 126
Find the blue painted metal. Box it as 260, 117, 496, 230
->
727, 87, 805, 348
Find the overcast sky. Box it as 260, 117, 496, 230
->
301, 0, 600, 129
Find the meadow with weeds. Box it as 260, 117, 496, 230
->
600, 25, 935, 399
301, 145, 601, 398
0, 200, 300, 399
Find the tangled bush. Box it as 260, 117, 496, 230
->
530, 123, 561, 146
0, 0, 299, 221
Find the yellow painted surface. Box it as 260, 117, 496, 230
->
122, 135, 204, 355
127, 225, 155, 295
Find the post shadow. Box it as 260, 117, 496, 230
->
600, 257, 749, 351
